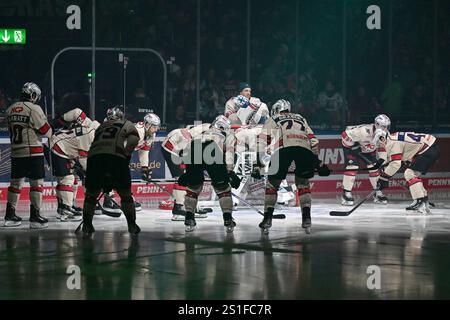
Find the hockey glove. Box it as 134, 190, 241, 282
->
141, 167, 152, 182
371, 158, 385, 170
377, 172, 390, 190
317, 163, 331, 176
228, 171, 241, 189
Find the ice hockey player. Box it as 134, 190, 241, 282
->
257, 99, 330, 234
3, 82, 52, 228
375, 130, 440, 214
98, 112, 161, 215
49, 108, 100, 221
341, 114, 391, 206
161, 122, 212, 221
80, 106, 141, 237
177, 115, 241, 232
134, 112, 161, 210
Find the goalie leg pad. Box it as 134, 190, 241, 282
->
184, 184, 203, 214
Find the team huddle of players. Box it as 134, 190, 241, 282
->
2, 82, 440, 235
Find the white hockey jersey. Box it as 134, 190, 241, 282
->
258, 112, 319, 155
6, 101, 52, 157
162, 123, 211, 157
342, 124, 379, 153
381, 132, 436, 177
134, 121, 156, 168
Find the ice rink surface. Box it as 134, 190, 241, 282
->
1, 190, 450, 300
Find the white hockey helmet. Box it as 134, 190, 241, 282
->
271, 99, 291, 116
22, 82, 41, 103
212, 115, 231, 134
144, 113, 161, 130
374, 114, 391, 131
233, 95, 250, 109
372, 128, 389, 147
106, 106, 124, 121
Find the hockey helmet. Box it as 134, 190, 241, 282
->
271, 99, 291, 116
374, 114, 391, 131
144, 113, 161, 131
22, 82, 41, 103
212, 115, 231, 134
106, 106, 124, 121
372, 128, 388, 147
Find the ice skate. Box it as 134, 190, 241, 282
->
341, 190, 354, 206
57, 203, 82, 222
3, 203, 22, 227
171, 203, 186, 221
259, 208, 273, 235
406, 199, 420, 211
415, 198, 431, 215
302, 207, 311, 234
102, 196, 123, 216
373, 190, 388, 204
70, 205, 83, 217
128, 222, 141, 236
184, 212, 196, 232
29, 205, 48, 229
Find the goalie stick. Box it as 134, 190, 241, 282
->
231, 192, 286, 219
329, 190, 376, 216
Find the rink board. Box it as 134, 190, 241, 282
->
0, 134, 449, 201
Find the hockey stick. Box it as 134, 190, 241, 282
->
231, 192, 286, 219
329, 190, 376, 216
146, 178, 175, 198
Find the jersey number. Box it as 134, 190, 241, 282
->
10, 125, 24, 144
280, 119, 305, 131
94, 125, 120, 141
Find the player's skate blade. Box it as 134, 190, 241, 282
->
259, 217, 272, 235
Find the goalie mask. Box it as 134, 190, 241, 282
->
374, 114, 391, 132
144, 113, 161, 132
212, 115, 231, 134
271, 99, 291, 116
106, 106, 124, 121
22, 82, 41, 103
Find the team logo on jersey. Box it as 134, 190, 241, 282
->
11, 106, 24, 113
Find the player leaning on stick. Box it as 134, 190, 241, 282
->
81, 106, 141, 236
341, 114, 390, 206
177, 115, 241, 233
49, 108, 99, 222
375, 130, 440, 214
257, 99, 330, 234
3, 82, 52, 228
161, 122, 211, 220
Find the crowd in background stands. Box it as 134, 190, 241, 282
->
0, 0, 449, 132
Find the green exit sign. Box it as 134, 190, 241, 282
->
0, 29, 26, 45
